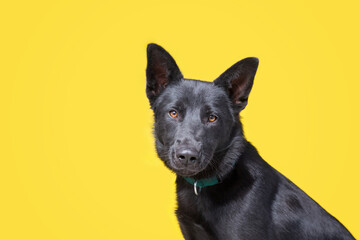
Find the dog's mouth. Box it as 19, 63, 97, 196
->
170, 166, 203, 177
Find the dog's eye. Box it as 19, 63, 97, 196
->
208, 115, 217, 122
169, 110, 178, 118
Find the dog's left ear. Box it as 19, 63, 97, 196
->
214, 57, 259, 113
146, 43, 183, 106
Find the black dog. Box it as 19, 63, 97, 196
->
145, 43, 355, 240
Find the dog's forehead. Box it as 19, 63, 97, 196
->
165, 79, 229, 108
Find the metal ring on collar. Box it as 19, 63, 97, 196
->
194, 181, 199, 195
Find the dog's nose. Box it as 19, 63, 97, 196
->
176, 148, 200, 163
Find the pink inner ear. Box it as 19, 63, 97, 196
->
235, 99, 242, 105
155, 72, 168, 94
230, 76, 248, 104
153, 63, 169, 94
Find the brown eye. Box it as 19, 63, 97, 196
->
208, 115, 217, 122
169, 110, 178, 118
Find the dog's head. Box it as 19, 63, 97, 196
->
146, 44, 258, 178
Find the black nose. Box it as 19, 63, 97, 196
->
176, 148, 200, 163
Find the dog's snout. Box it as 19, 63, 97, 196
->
176, 148, 200, 163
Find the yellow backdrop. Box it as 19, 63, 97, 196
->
1, 1, 359, 239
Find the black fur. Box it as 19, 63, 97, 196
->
145, 43, 355, 240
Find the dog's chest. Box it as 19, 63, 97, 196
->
177, 188, 244, 240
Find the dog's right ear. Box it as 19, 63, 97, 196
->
146, 44, 183, 106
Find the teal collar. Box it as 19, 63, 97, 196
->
183, 176, 220, 195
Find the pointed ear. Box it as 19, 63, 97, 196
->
214, 57, 259, 113
146, 43, 183, 106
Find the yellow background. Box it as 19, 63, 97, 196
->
1, 0, 359, 239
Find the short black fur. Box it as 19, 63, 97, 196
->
145, 43, 355, 240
